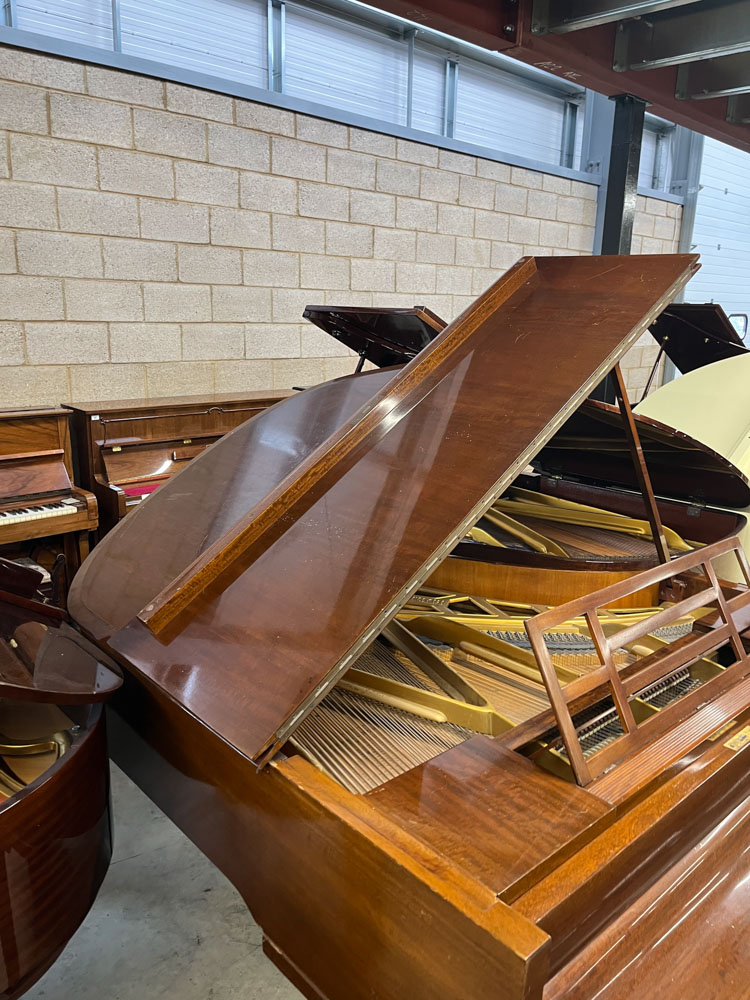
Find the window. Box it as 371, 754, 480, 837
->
15, 0, 114, 49
120, 0, 266, 87
638, 119, 674, 191
285, 3, 408, 125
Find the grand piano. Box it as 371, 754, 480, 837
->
68, 254, 750, 1000
64, 390, 292, 536
0, 559, 121, 998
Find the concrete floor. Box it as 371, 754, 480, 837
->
26, 765, 304, 1000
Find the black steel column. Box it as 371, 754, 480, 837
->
591, 92, 647, 401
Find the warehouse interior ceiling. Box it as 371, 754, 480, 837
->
370, 1, 750, 154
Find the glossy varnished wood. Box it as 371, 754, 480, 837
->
73, 254, 698, 767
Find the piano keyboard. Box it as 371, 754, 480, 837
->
0, 498, 82, 527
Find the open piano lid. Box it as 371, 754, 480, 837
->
70, 254, 699, 766
536, 397, 750, 508
650, 302, 749, 374
303, 304, 445, 367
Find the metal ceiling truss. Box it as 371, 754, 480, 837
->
532, 1, 700, 35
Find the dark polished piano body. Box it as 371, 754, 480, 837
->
64, 390, 292, 536
0, 561, 121, 998
68, 255, 750, 1000
0, 409, 98, 593
649, 301, 749, 375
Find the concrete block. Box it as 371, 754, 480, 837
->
235, 102, 295, 136
25, 322, 108, 364
376, 159, 420, 197
271, 137, 326, 181
471, 267, 496, 295
437, 204, 474, 237
0, 230, 14, 273
69, 363, 146, 401
0, 365, 69, 407
0, 48, 84, 91
476, 160, 511, 182
299, 183, 349, 221
396, 140, 437, 167
182, 323, 245, 360
175, 161, 238, 207
396, 197, 437, 232
210, 207, 272, 252
350, 129, 395, 158
215, 358, 275, 391
0, 182, 57, 230
435, 265, 472, 295
299, 254, 349, 290
326, 221, 372, 257
146, 361, 214, 396
0, 81, 48, 133
653, 215, 676, 240
99, 149, 175, 198
416, 232, 454, 265
459, 175, 495, 210
327, 149, 376, 190
495, 183, 528, 215
350, 190, 395, 227
571, 180, 597, 200
373, 228, 416, 261
556, 196, 586, 224
511, 166, 542, 189
243, 250, 299, 287
65, 278, 143, 321
110, 323, 181, 362
350, 258, 394, 292
542, 174, 571, 195
0, 275, 62, 320
51, 93, 132, 147
420, 167, 459, 204
212, 285, 272, 323
143, 282, 211, 322
135, 108, 207, 160
140, 200, 210, 243
490, 242, 524, 269
166, 83, 233, 123
567, 224, 595, 252
208, 124, 270, 170
0, 133, 7, 179
475, 209, 510, 242
527, 189, 559, 221
296, 116, 348, 148
240, 172, 297, 215
539, 220, 570, 249
0, 323, 24, 364
18, 231, 103, 278
245, 324, 301, 359
270, 357, 325, 390
396, 262, 436, 294
58, 189, 139, 237
633, 213, 655, 237
438, 150, 476, 175
103, 238, 177, 281
10, 134, 97, 189
455, 237, 490, 267
271, 287, 317, 323
508, 215, 540, 244
300, 325, 352, 357
86, 67, 164, 107
272, 215, 324, 253
178, 245, 242, 284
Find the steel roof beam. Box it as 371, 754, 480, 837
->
677, 52, 750, 99
532, 0, 699, 35
727, 93, 750, 123
615, 1, 750, 71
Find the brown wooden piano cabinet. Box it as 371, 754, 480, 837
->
52, 254, 750, 1000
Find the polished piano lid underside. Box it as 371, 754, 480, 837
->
70, 254, 699, 765
303, 304, 444, 368
649, 302, 749, 375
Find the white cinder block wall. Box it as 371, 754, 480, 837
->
0, 45, 681, 406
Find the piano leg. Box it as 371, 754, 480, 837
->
61, 531, 89, 607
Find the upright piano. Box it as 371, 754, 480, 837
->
0, 408, 97, 593
64, 390, 292, 536
68, 254, 750, 1000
